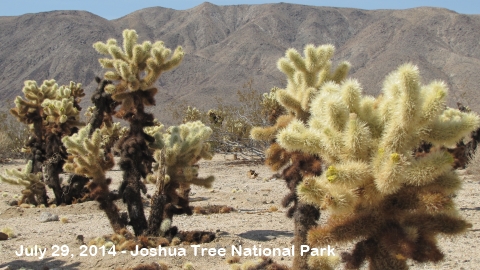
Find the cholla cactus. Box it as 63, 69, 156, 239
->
277, 63, 479, 269
260, 87, 285, 124
93, 29, 184, 236
274, 44, 350, 122
250, 44, 350, 270
62, 124, 123, 231
0, 161, 46, 205
183, 106, 202, 123
62, 124, 114, 183
10, 80, 57, 125
93, 29, 184, 116
145, 121, 214, 236
42, 97, 81, 127
99, 121, 128, 152
6, 79, 85, 205
11, 80, 83, 131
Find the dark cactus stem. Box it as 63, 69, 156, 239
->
43, 133, 67, 205
98, 196, 126, 233
24, 111, 48, 205
94, 183, 127, 233
117, 91, 155, 236
29, 111, 45, 174
279, 152, 323, 270
89, 77, 117, 133
62, 174, 90, 204
293, 203, 320, 269
146, 193, 167, 236
121, 167, 148, 235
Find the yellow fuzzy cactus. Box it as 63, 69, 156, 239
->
42, 97, 80, 125
249, 44, 349, 270
11, 80, 84, 126
251, 44, 350, 142
10, 80, 59, 124
144, 121, 214, 236
93, 29, 184, 115
62, 123, 124, 231
5, 79, 86, 205
0, 160, 45, 204
99, 121, 128, 151
275, 44, 350, 122
182, 106, 202, 123
277, 62, 479, 269
150, 121, 214, 188
62, 124, 114, 184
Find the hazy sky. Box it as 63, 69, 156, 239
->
1, 1, 479, 20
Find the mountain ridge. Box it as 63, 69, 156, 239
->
1, 3, 479, 123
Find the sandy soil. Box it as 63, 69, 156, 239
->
0, 155, 479, 270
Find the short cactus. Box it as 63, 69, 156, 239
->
0, 161, 45, 205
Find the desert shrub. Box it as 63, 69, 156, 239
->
171, 79, 283, 159
0, 109, 29, 161
466, 146, 480, 176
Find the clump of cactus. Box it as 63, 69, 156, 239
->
276, 56, 479, 269
250, 44, 350, 269
61, 29, 216, 242
2, 79, 86, 205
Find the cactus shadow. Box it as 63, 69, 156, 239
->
460, 206, 480, 211
237, 230, 293, 242
0, 257, 81, 270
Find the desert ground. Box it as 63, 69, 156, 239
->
0, 155, 479, 270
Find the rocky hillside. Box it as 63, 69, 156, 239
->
1, 3, 479, 123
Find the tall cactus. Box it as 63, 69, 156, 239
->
250, 44, 350, 269
93, 29, 184, 235
277, 62, 479, 269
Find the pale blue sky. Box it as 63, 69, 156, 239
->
1, 1, 479, 19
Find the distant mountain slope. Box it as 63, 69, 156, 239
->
1, 3, 479, 123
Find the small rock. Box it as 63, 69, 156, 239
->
230, 197, 236, 200
0, 232, 8, 241
216, 231, 229, 237
76, 235, 84, 245
8, 200, 18, 206
39, 212, 59, 222
264, 235, 276, 241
